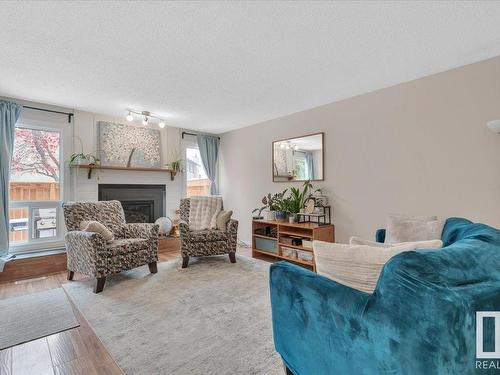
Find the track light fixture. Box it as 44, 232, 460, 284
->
125, 109, 167, 129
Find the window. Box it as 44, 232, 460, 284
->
294, 152, 308, 180
9, 126, 62, 251
185, 147, 211, 197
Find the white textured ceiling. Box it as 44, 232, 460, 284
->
2, 1, 500, 133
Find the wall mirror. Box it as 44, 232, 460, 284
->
273, 132, 324, 182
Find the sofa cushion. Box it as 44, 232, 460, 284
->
350, 236, 443, 249
106, 238, 150, 256
190, 230, 229, 242
63, 200, 126, 235
385, 215, 445, 243
80, 220, 114, 243
216, 210, 233, 231
313, 239, 443, 293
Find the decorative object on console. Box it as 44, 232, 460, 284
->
98, 121, 161, 168
297, 205, 331, 225
155, 217, 173, 236
304, 198, 315, 214
313, 188, 328, 206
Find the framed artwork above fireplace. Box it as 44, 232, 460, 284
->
98, 121, 162, 168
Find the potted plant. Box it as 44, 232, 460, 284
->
273, 189, 289, 222
286, 187, 304, 223
69, 152, 88, 166
165, 150, 184, 174
261, 192, 282, 220
168, 159, 184, 173
69, 136, 88, 166
252, 206, 266, 220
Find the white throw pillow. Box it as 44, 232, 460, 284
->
80, 220, 114, 243
313, 239, 443, 293
388, 214, 437, 222
349, 236, 443, 249
385, 215, 445, 243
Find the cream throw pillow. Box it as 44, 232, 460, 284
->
216, 210, 233, 231
313, 239, 443, 293
385, 214, 444, 243
80, 220, 114, 243
350, 236, 443, 249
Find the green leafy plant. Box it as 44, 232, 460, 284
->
252, 206, 266, 219
261, 191, 286, 211
168, 159, 184, 172
253, 181, 322, 218
166, 149, 184, 172
69, 152, 87, 165
69, 152, 100, 166
287, 187, 303, 214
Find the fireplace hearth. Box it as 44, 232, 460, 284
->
98, 184, 165, 223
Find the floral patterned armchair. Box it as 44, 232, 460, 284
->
179, 198, 238, 268
62, 200, 159, 293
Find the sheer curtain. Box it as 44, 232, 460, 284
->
0, 100, 22, 270
196, 134, 220, 195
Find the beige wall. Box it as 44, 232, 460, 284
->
220, 56, 500, 243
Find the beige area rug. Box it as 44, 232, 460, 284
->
63, 255, 282, 375
0, 288, 79, 349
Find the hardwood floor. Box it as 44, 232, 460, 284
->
0, 245, 258, 375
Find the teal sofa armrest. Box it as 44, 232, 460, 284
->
269, 262, 371, 375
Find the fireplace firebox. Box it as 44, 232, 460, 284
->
98, 184, 166, 223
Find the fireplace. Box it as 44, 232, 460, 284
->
98, 184, 166, 223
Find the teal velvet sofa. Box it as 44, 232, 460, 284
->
269, 218, 500, 374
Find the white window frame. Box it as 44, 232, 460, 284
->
9, 121, 67, 254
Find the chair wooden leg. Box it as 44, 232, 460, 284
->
229, 252, 236, 263
182, 256, 189, 268
148, 261, 158, 274
94, 277, 106, 293
67, 270, 74, 281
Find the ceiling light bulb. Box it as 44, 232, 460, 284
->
126, 112, 133, 122
142, 116, 148, 126
280, 143, 285, 149
158, 121, 166, 128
